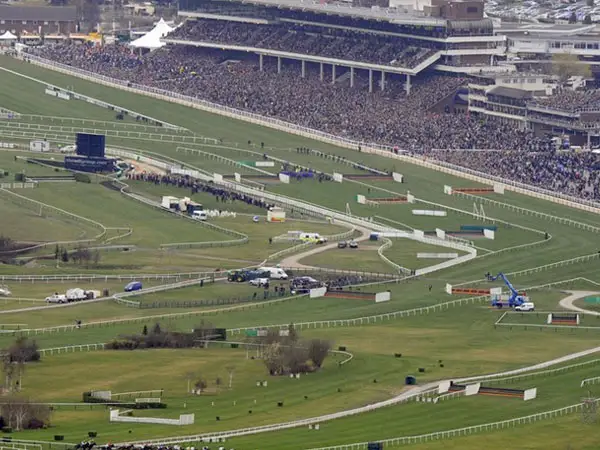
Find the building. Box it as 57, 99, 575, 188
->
0, 5, 77, 37
169, 0, 506, 95
468, 73, 600, 146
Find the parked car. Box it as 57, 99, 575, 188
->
514, 302, 535, 312
45, 294, 68, 304
249, 278, 270, 287
337, 241, 348, 249
124, 281, 143, 292
349, 240, 359, 248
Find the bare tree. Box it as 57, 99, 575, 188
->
284, 345, 309, 374
286, 323, 299, 345
185, 371, 196, 394
307, 339, 332, 369
194, 379, 207, 395
263, 342, 285, 375
3, 338, 40, 392
552, 53, 592, 82
226, 365, 236, 388
0, 397, 50, 431
92, 249, 101, 267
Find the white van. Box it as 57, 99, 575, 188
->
192, 210, 208, 221
259, 267, 289, 280
515, 302, 535, 312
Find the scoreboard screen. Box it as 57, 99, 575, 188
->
76, 133, 106, 158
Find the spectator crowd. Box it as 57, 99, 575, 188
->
531, 87, 600, 113
29, 40, 600, 202
126, 171, 276, 209
429, 149, 600, 201
168, 19, 438, 69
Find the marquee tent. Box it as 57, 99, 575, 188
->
0, 31, 17, 41
129, 18, 173, 50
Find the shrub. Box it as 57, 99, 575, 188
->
73, 173, 91, 183
1, 428, 12, 434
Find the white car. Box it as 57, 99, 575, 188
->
45, 294, 68, 304
249, 278, 270, 287
515, 302, 535, 312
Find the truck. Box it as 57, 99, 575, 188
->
228, 269, 270, 283
487, 272, 529, 308
45, 293, 68, 304
186, 201, 203, 215
161, 196, 179, 210
258, 267, 288, 280
66, 288, 89, 302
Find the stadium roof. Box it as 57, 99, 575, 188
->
221, 0, 447, 26
497, 23, 595, 36
488, 86, 531, 100
0, 5, 77, 22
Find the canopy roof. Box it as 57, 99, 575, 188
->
129, 18, 173, 49
0, 31, 17, 40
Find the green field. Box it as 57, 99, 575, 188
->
0, 54, 599, 449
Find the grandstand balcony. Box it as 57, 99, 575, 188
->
161, 38, 441, 75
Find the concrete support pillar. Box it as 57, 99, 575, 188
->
405, 74, 411, 96
588, 132, 591, 147
320, 62, 324, 82
301, 60, 306, 78
277, 57, 281, 74
380, 71, 385, 91
368, 69, 373, 93
332, 64, 336, 84
259, 54, 263, 72
350, 67, 355, 88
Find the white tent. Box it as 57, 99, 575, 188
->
0, 31, 17, 41
129, 18, 173, 50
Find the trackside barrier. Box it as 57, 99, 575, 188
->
110, 145, 478, 276
377, 238, 411, 274
0, 188, 108, 254
581, 376, 600, 387
112, 276, 218, 308
0, 440, 74, 450
306, 399, 600, 450
0, 271, 220, 282
38, 343, 106, 356
452, 191, 600, 233
3, 114, 192, 134
17, 54, 600, 215
0, 66, 184, 131
5, 294, 308, 337
227, 277, 600, 336
473, 358, 600, 386
454, 253, 600, 288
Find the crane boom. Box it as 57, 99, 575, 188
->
487, 272, 519, 296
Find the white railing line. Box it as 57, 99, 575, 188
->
581, 376, 600, 387
307, 399, 600, 450
17, 53, 600, 216
454, 253, 600, 288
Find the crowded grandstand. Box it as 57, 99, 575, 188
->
17, 0, 600, 201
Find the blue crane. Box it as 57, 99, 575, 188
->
486, 272, 529, 308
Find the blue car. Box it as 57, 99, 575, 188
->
124, 281, 143, 292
